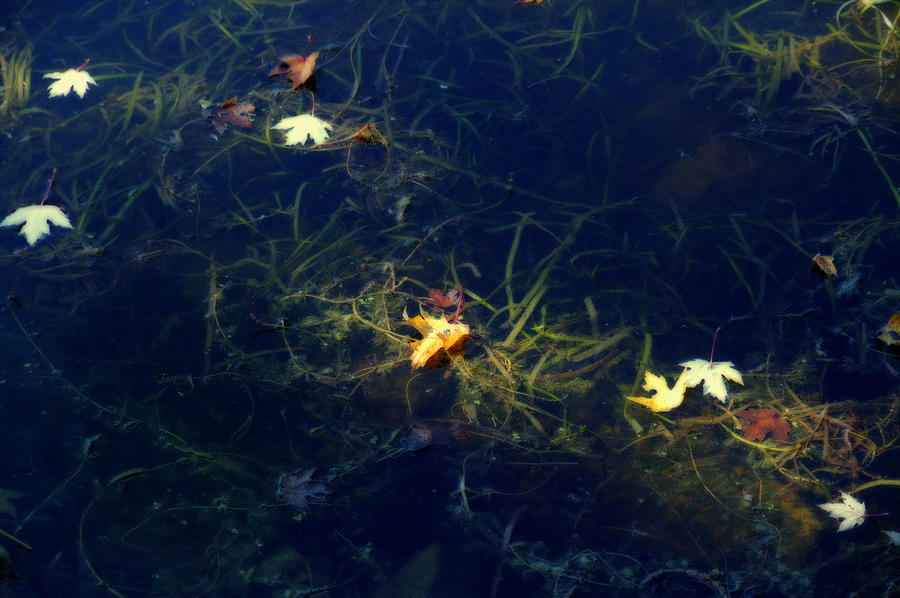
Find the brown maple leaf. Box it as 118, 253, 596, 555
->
423, 288, 458, 309
812, 253, 838, 278
268, 51, 319, 89
210, 97, 255, 134
739, 408, 791, 444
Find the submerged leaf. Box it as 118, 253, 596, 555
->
276, 468, 328, 510
1, 204, 73, 246
738, 408, 790, 444
210, 97, 255, 134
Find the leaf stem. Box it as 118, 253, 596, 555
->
709, 326, 721, 365
451, 286, 464, 324
40, 168, 57, 206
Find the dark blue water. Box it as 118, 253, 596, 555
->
1, 0, 899, 596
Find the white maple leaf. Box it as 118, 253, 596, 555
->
272, 114, 332, 146
625, 368, 688, 412
819, 491, 867, 532
1, 204, 73, 246
44, 68, 96, 98
679, 358, 743, 403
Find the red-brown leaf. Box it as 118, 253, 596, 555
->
210, 97, 255, 134
739, 408, 791, 444
424, 288, 457, 309
269, 52, 319, 89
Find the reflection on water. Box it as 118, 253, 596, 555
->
0, 0, 899, 595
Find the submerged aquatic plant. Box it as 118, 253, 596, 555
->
0, 44, 32, 120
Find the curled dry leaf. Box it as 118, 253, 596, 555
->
269, 51, 319, 89
738, 408, 790, 444
210, 97, 255, 134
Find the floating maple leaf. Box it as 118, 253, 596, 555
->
738, 408, 790, 443
269, 52, 319, 89
625, 369, 687, 412
1, 204, 73, 246
272, 113, 332, 146
819, 491, 867, 532
44, 60, 96, 98
209, 97, 255, 134
679, 359, 743, 402
404, 309, 469, 369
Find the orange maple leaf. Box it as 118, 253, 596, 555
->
404, 312, 469, 369
269, 52, 319, 89
812, 253, 837, 277
210, 97, 255, 134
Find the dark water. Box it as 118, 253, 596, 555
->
0, 0, 899, 596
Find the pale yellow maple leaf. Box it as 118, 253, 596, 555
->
679, 358, 743, 403
819, 491, 867, 532
272, 114, 332, 146
625, 368, 687, 412
1, 204, 73, 246
44, 68, 96, 98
